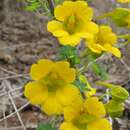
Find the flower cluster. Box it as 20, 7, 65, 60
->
47, 0, 121, 57
60, 97, 112, 130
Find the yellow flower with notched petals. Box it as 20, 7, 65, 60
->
118, 0, 130, 3
47, 1, 98, 46
85, 25, 121, 58
24, 59, 80, 115
60, 97, 112, 130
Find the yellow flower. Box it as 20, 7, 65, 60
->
85, 25, 121, 58
24, 59, 80, 115
60, 97, 112, 130
47, 1, 98, 46
118, 0, 130, 3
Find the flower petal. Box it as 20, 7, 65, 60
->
87, 119, 112, 130
84, 97, 106, 118
58, 34, 81, 46
86, 42, 103, 53
42, 93, 63, 115
30, 59, 54, 80
47, 20, 63, 32
60, 122, 79, 130
24, 81, 48, 105
54, 61, 76, 83
74, 1, 93, 22
103, 44, 121, 58
56, 84, 80, 106
54, 1, 74, 21
82, 22, 99, 34
63, 97, 83, 122
53, 30, 69, 37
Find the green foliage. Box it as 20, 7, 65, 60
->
18, 0, 53, 17
74, 78, 87, 92
105, 100, 124, 118
36, 123, 57, 130
74, 75, 93, 92
56, 45, 80, 67
91, 63, 108, 80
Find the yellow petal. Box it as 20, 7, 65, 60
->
24, 81, 48, 105
47, 20, 63, 32
64, 107, 79, 122
54, 61, 76, 83
99, 25, 112, 34
60, 122, 79, 130
30, 59, 54, 80
103, 44, 121, 58
86, 42, 103, 53
84, 97, 106, 118
105, 33, 117, 45
42, 93, 63, 115
56, 84, 80, 106
53, 30, 69, 37
87, 119, 112, 130
58, 34, 81, 46
82, 22, 99, 34
77, 32, 94, 39
74, 1, 93, 22
54, 1, 74, 21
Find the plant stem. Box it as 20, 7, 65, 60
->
47, 0, 55, 15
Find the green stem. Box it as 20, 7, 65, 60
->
96, 12, 112, 19
95, 81, 114, 89
118, 34, 130, 39
47, 0, 55, 15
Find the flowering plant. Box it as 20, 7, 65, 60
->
19, 0, 129, 130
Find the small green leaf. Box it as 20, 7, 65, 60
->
73, 79, 87, 92
56, 45, 80, 66
91, 63, 108, 80
105, 100, 124, 118
36, 123, 57, 130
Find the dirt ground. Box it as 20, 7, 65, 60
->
0, 0, 130, 130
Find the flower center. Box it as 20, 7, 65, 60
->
64, 14, 79, 34
73, 111, 97, 130
95, 33, 105, 45
42, 72, 66, 92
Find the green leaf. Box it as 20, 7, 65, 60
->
56, 45, 80, 66
36, 123, 57, 130
105, 100, 124, 118
91, 63, 108, 80
73, 79, 87, 92
110, 86, 129, 102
